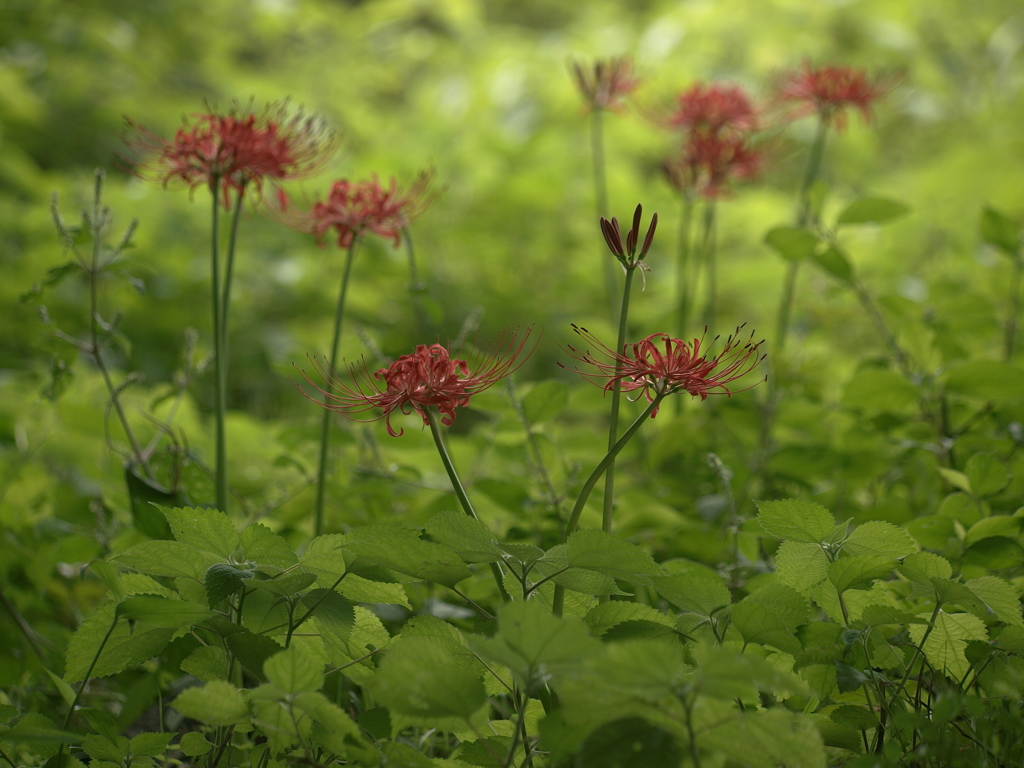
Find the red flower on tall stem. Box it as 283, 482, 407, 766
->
663, 133, 763, 199
562, 325, 764, 416
572, 56, 640, 113
665, 82, 759, 136
775, 61, 893, 130
124, 100, 337, 207
299, 328, 535, 436
285, 172, 435, 249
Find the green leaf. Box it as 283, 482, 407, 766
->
178, 732, 213, 757
241, 523, 298, 571
830, 704, 878, 731
944, 361, 1024, 402
652, 568, 731, 615
858, 605, 928, 627
424, 510, 503, 563
966, 576, 1024, 626
372, 635, 486, 725
828, 555, 895, 594
113, 540, 212, 580
204, 563, 253, 607
180, 646, 229, 682
303, 589, 355, 645
522, 380, 570, 423
64, 601, 175, 683
83, 734, 130, 763
898, 552, 953, 585
128, 732, 174, 758
585, 602, 674, 636
264, 646, 323, 694
964, 453, 1010, 497
756, 499, 835, 543
172, 680, 249, 726
909, 612, 988, 680
343, 525, 471, 586
117, 596, 212, 629
732, 584, 809, 655
980, 205, 1021, 256
964, 537, 1024, 569
933, 578, 993, 619
812, 244, 854, 284
937, 467, 972, 494
964, 515, 1022, 548
843, 521, 917, 559
125, 471, 174, 540
837, 197, 911, 226
564, 530, 663, 584
337, 575, 410, 608
775, 541, 829, 594
764, 226, 820, 261
843, 367, 919, 415
698, 706, 826, 768
300, 534, 347, 586
295, 691, 364, 756
160, 505, 240, 559
578, 717, 683, 768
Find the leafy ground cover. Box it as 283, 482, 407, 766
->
2, 1, 1024, 766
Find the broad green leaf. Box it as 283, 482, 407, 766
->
843, 368, 918, 415
697, 705, 826, 768
938, 492, 984, 525
944, 361, 1024, 402
264, 647, 323, 694
294, 691, 364, 756
522, 380, 570, 423
343, 525, 471, 586
241, 523, 298, 571
113, 540, 212, 580
160, 505, 239, 559
934, 577, 993, 618
225, 629, 286, 681
906, 514, 957, 550
756, 499, 835, 543
964, 537, 1024, 569
909, 612, 988, 680
564, 529, 663, 583
499, 542, 546, 565
250, 688, 309, 753
172, 680, 249, 726
45, 669, 76, 708
424, 510, 503, 563
128, 732, 174, 758
966, 576, 1024, 626
837, 197, 911, 226
980, 205, 1021, 256
303, 589, 355, 645
578, 717, 683, 768
652, 568, 731, 615
585, 602, 674, 636
898, 552, 952, 585
301, 534, 347, 585
764, 226, 820, 261
828, 555, 894, 594
859, 605, 928, 627
179, 732, 213, 757
250, 569, 317, 596
125, 471, 174, 540
321, 605, 390, 685
812, 244, 854, 284
732, 601, 801, 654
83, 734, 130, 763
180, 646, 229, 682
937, 467, 972, 494
204, 563, 253, 607
964, 453, 1010, 497
843, 520, 917, 559
775, 541, 829, 593
965, 515, 1023, 547
372, 635, 486, 725
64, 601, 175, 682
117, 596, 212, 628
337, 574, 410, 608
830, 704, 878, 731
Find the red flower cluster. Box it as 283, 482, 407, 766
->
661, 82, 763, 199
289, 172, 434, 249
300, 329, 535, 436
572, 56, 640, 113
775, 61, 892, 130
562, 325, 764, 416
124, 101, 336, 207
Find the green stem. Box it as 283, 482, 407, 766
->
589, 108, 617, 323
313, 239, 360, 536
700, 200, 718, 330
425, 408, 511, 602
219, 185, 247, 361
676, 193, 695, 340
210, 182, 229, 513
403, 227, 430, 339
554, 395, 663, 616
602, 267, 637, 536
62, 610, 119, 731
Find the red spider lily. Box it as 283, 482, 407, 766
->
123, 100, 337, 207
665, 82, 759, 136
298, 328, 535, 436
572, 56, 640, 113
561, 325, 765, 416
284, 172, 434, 249
663, 133, 763, 199
775, 61, 893, 130
601, 203, 658, 266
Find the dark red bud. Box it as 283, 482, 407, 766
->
641, 212, 658, 256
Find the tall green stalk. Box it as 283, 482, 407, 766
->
210, 181, 229, 514
676, 194, 695, 340
403, 227, 430, 339
589, 108, 617, 323
699, 200, 718, 329
313, 239, 360, 536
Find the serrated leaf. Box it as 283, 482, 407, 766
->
320, 606, 390, 685
843, 521, 917, 559
172, 681, 249, 726
83, 734, 130, 763
585, 602, 674, 636
204, 563, 253, 607
837, 197, 911, 226
64, 601, 175, 683
980, 205, 1021, 256
812, 244, 854, 284
160, 505, 240, 559
128, 732, 174, 758
828, 555, 894, 594
180, 646, 229, 682
764, 226, 820, 261
303, 589, 355, 645
698, 706, 826, 768
756, 499, 835, 543
898, 552, 952, 584
117, 596, 212, 628
652, 568, 731, 615
113, 540, 212, 580
564, 530, 663, 583
337, 574, 410, 607
859, 604, 927, 627
578, 716, 683, 768
295, 691, 364, 756
178, 732, 213, 757
241, 523, 298, 571
944, 361, 1024, 403
909, 612, 988, 680
424, 510, 503, 563
343, 525, 471, 587
264, 647, 323, 694
775, 541, 829, 593
300, 534, 347, 586
522, 380, 570, 423
499, 542, 546, 564
830, 704, 878, 731
966, 576, 1024, 627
